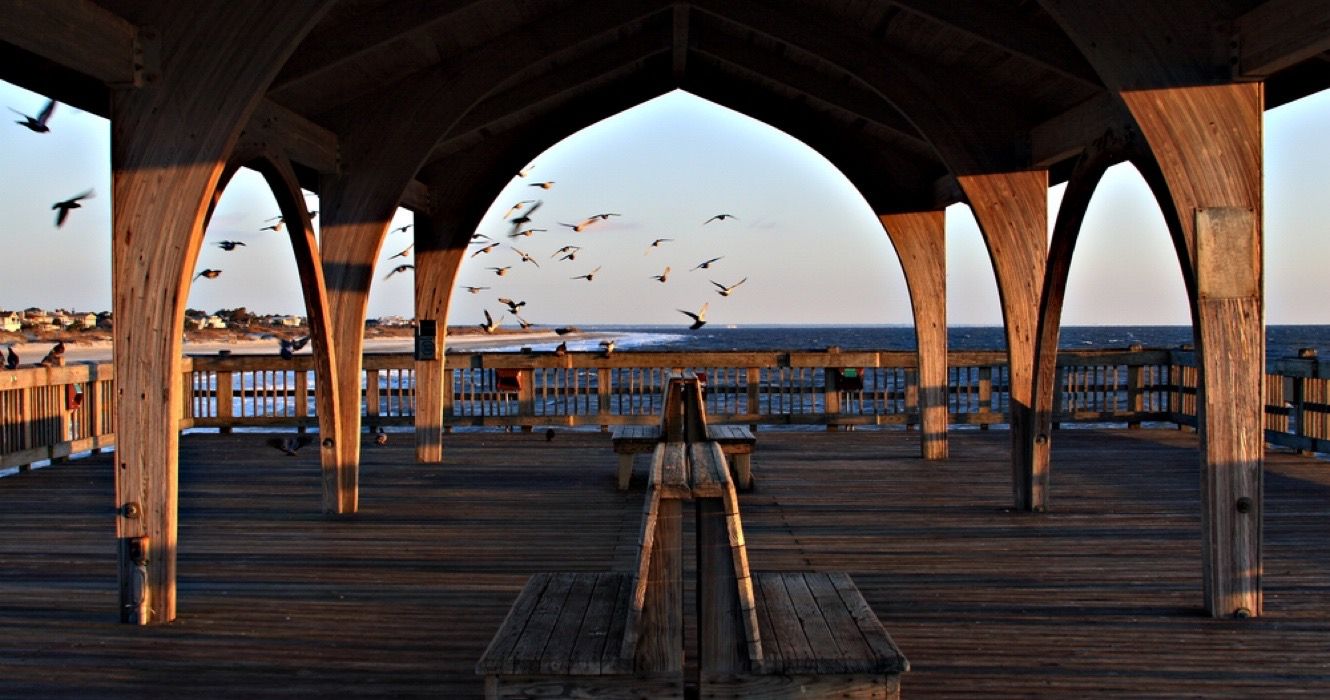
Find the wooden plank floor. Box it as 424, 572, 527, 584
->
1, 428, 1328, 697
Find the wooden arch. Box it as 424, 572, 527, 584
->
211, 149, 346, 512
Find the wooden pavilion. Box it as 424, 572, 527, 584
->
3, 0, 1329, 635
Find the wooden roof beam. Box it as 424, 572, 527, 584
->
692, 0, 1023, 174
1028, 93, 1129, 168
271, 0, 489, 92
425, 47, 671, 164
1, 0, 146, 87
690, 35, 934, 159
1236, 0, 1330, 77
888, 0, 1102, 89
672, 3, 690, 82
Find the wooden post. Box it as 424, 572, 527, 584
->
18, 386, 32, 471
85, 367, 105, 452
412, 208, 469, 463
1127, 343, 1145, 429
1292, 348, 1317, 455
746, 367, 760, 431
881, 210, 948, 458
823, 347, 841, 431
110, 1, 332, 624
598, 368, 613, 431
978, 366, 993, 430
1120, 83, 1265, 618
904, 368, 919, 431
216, 368, 234, 434
294, 369, 309, 433
365, 369, 381, 430
958, 171, 1048, 509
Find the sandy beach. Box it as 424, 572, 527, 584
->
5, 330, 608, 364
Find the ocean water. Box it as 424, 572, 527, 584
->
478, 324, 1330, 359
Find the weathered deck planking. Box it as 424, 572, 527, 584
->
0, 429, 1328, 696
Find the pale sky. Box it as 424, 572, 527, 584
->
2, 79, 1327, 327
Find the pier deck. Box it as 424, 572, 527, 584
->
1, 429, 1327, 697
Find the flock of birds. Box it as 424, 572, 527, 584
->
379, 163, 752, 338
1, 342, 65, 371
11, 96, 751, 356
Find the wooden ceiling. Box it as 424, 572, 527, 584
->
5, 0, 1330, 214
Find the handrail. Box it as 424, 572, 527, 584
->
3, 347, 1325, 471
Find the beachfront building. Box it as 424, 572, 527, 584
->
3, 2, 1330, 695
0, 312, 20, 333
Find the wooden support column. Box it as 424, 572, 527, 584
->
957, 171, 1048, 510
1029, 137, 1122, 508
880, 210, 948, 459
110, 1, 331, 623
1121, 83, 1265, 618
413, 208, 469, 463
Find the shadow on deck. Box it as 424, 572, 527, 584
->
0, 429, 1328, 696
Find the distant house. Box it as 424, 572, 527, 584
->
194, 315, 227, 330
0, 311, 20, 333
76, 312, 98, 328
268, 315, 305, 327
376, 316, 411, 327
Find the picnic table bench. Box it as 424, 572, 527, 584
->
479, 373, 906, 698
611, 388, 756, 491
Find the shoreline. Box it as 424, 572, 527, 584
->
4, 330, 613, 364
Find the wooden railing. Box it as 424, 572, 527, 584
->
177, 348, 1178, 430
0, 362, 114, 470
4, 347, 1326, 470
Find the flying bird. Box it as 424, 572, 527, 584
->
704, 213, 738, 224
692, 256, 723, 271
571, 266, 601, 281
472, 232, 493, 241
557, 219, 597, 233
679, 303, 708, 330
392, 224, 414, 234
480, 309, 503, 334
651, 266, 671, 283
5, 346, 18, 370
52, 189, 94, 227
471, 242, 500, 257
712, 277, 748, 296
589, 213, 620, 220
512, 247, 540, 267
10, 99, 55, 133
528, 181, 555, 190
279, 335, 310, 360
268, 436, 313, 456
517, 164, 534, 178
514, 314, 533, 329
462, 286, 490, 294
489, 266, 512, 276
551, 245, 581, 259
508, 227, 546, 239
503, 200, 536, 219
195, 269, 222, 280
646, 238, 673, 253
215, 241, 246, 251
554, 328, 575, 336
260, 222, 283, 232
388, 243, 414, 259
508, 200, 543, 228
498, 297, 526, 314
384, 264, 414, 279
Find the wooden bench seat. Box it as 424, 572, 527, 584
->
478, 443, 685, 699
611, 424, 756, 490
